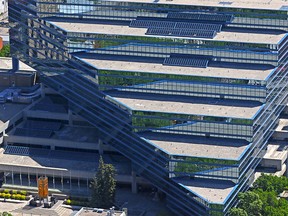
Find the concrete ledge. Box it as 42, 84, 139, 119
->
0, 197, 29, 204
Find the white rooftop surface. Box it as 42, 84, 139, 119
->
78, 208, 124, 216
0, 57, 35, 71
112, 0, 288, 11
50, 21, 285, 44
263, 144, 287, 160
81, 58, 271, 80
111, 95, 261, 118
275, 118, 288, 131
146, 136, 248, 159
0, 148, 97, 172
174, 178, 235, 203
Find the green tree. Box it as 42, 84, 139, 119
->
0, 45, 10, 57
238, 191, 263, 216
0, 212, 12, 216
229, 208, 248, 216
230, 175, 288, 216
90, 156, 116, 208
253, 173, 288, 194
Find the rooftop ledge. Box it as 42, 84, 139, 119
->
107, 92, 262, 119
108, 0, 288, 11
174, 177, 236, 204
80, 57, 273, 80
50, 21, 286, 44
140, 132, 250, 160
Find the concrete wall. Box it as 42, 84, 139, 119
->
0, 73, 36, 87
0, 0, 8, 14
5, 135, 115, 152
0, 100, 41, 145
261, 158, 283, 170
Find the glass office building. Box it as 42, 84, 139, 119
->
8, 0, 288, 215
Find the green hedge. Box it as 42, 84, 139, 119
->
0, 189, 29, 200
0, 45, 10, 57
64, 199, 89, 206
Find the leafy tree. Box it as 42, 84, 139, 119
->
0, 212, 12, 216
238, 191, 263, 216
253, 173, 288, 194
0, 44, 10, 57
255, 189, 277, 207
262, 206, 285, 216
229, 208, 248, 216
90, 156, 116, 208
230, 175, 288, 216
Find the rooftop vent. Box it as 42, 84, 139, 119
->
219, 1, 233, 5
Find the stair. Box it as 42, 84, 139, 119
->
54, 201, 73, 216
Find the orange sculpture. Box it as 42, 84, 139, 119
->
38, 176, 49, 199
0, 37, 3, 50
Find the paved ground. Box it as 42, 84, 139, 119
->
1, 200, 74, 216
0, 9, 8, 22
115, 187, 173, 216
12, 200, 74, 216
0, 187, 172, 216
1, 201, 28, 213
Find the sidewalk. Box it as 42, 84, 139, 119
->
0, 11, 8, 22
0, 197, 28, 203
0, 200, 28, 213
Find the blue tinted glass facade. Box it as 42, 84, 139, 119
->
8, 0, 288, 215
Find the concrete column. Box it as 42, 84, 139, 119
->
86, 178, 89, 193
12, 170, 14, 185
20, 171, 22, 186
40, 83, 45, 98
53, 172, 55, 189
12, 57, 19, 72
3, 136, 7, 147
68, 110, 73, 126
153, 191, 159, 201
78, 176, 80, 191
98, 139, 104, 155
70, 171, 72, 190
61, 175, 63, 190
36, 173, 39, 188
28, 172, 30, 186
131, 170, 137, 194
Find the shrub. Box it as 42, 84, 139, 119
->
4, 193, 11, 199
12, 190, 18, 194
11, 194, 16, 199
3, 189, 9, 194
20, 190, 27, 196
15, 194, 21, 200
0, 193, 4, 198
64, 199, 88, 206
